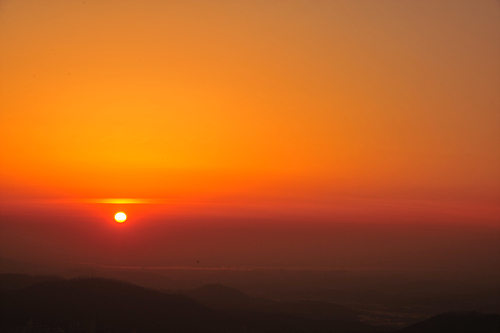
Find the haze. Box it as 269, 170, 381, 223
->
1, 0, 499, 273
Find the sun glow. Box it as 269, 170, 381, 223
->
114, 212, 127, 223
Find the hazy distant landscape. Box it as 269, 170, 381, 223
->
2, 257, 499, 332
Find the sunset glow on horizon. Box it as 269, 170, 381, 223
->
0, 0, 499, 270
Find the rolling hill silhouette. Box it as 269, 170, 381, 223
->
1, 275, 383, 332
186, 283, 360, 322
2, 274, 498, 333
1, 277, 220, 332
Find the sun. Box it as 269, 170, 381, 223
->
114, 212, 127, 223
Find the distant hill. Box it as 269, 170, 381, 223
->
396, 312, 500, 333
0, 275, 383, 333
186, 283, 274, 309
1, 277, 221, 333
3, 275, 497, 333
60, 267, 177, 291
186, 283, 361, 322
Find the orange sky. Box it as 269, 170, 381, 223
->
1, 0, 499, 225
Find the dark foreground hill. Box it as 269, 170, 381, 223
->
1, 277, 220, 332
0, 276, 383, 333
2, 275, 498, 333
186, 283, 359, 321
395, 312, 500, 333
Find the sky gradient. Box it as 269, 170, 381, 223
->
1, 0, 499, 268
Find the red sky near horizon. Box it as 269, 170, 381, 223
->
1, 1, 499, 269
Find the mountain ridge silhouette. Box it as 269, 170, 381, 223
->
1, 275, 383, 332
185, 283, 360, 322
2, 274, 498, 333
